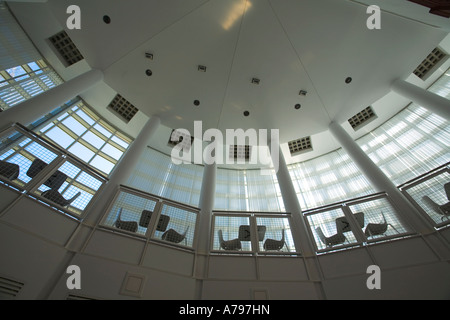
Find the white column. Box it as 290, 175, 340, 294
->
197, 162, 217, 253
0, 69, 103, 130
194, 155, 217, 299
83, 115, 161, 225
273, 145, 316, 257
329, 121, 433, 234
391, 79, 450, 120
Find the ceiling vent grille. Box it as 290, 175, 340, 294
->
108, 94, 139, 123
348, 106, 377, 130
0, 276, 24, 300
288, 136, 312, 156
49, 30, 84, 66
413, 47, 447, 79
168, 129, 194, 151
229, 145, 252, 161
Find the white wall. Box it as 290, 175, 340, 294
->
0, 186, 449, 300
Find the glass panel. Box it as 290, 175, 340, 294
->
152, 204, 197, 248
307, 208, 358, 251
404, 171, 450, 225
213, 215, 251, 252
45, 127, 75, 149
347, 197, 409, 240
90, 155, 114, 175
255, 216, 295, 253
102, 191, 158, 236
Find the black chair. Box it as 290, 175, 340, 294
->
364, 211, 399, 238
114, 207, 138, 232
218, 229, 241, 250
41, 188, 81, 207
263, 229, 285, 251
27, 158, 67, 190
0, 160, 20, 181
315, 227, 346, 247
422, 195, 450, 222
139, 210, 170, 231
162, 226, 189, 245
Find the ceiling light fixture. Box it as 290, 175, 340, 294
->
295, 104, 301, 110
198, 65, 207, 72
145, 69, 152, 76
103, 15, 111, 24
145, 52, 153, 60
244, 111, 250, 117
251, 78, 260, 85
299, 90, 307, 96
194, 100, 200, 106
345, 77, 353, 84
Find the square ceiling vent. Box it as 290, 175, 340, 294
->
288, 136, 313, 156
229, 145, 252, 162
413, 47, 447, 79
49, 30, 84, 66
107, 94, 139, 123
168, 129, 194, 151
348, 106, 377, 131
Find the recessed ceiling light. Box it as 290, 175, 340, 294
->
299, 90, 307, 96
103, 15, 111, 24
194, 100, 200, 106
198, 65, 207, 72
345, 77, 353, 84
145, 69, 152, 76
244, 111, 250, 117
251, 78, 260, 85
295, 104, 301, 110
145, 52, 153, 60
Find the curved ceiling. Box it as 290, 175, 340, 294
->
28, 0, 444, 144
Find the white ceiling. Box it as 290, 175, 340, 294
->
6, 0, 450, 165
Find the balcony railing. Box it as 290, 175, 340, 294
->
303, 192, 415, 253
0, 123, 107, 218
399, 162, 450, 228
99, 185, 199, 250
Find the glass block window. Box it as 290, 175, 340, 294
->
126, 148, 204, 207
288, 149, 376, 210
356, 68, 450, 186
214, 167, 283, 212
36, 99, 132, 176
0, 60, 63, 110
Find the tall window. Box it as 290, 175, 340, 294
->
0, 60, 63, 110
214, 167, 283, 212
126, 148, 204, 207
288, 149, 376, 210
35, 99, 132, 176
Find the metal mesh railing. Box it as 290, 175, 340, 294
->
101, 186, 198, 248
0, 124, 107, 217
211, 213, 297, 254
401, 167, 450, 226
152, 204, 197, 247
306, 207, 358, 251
